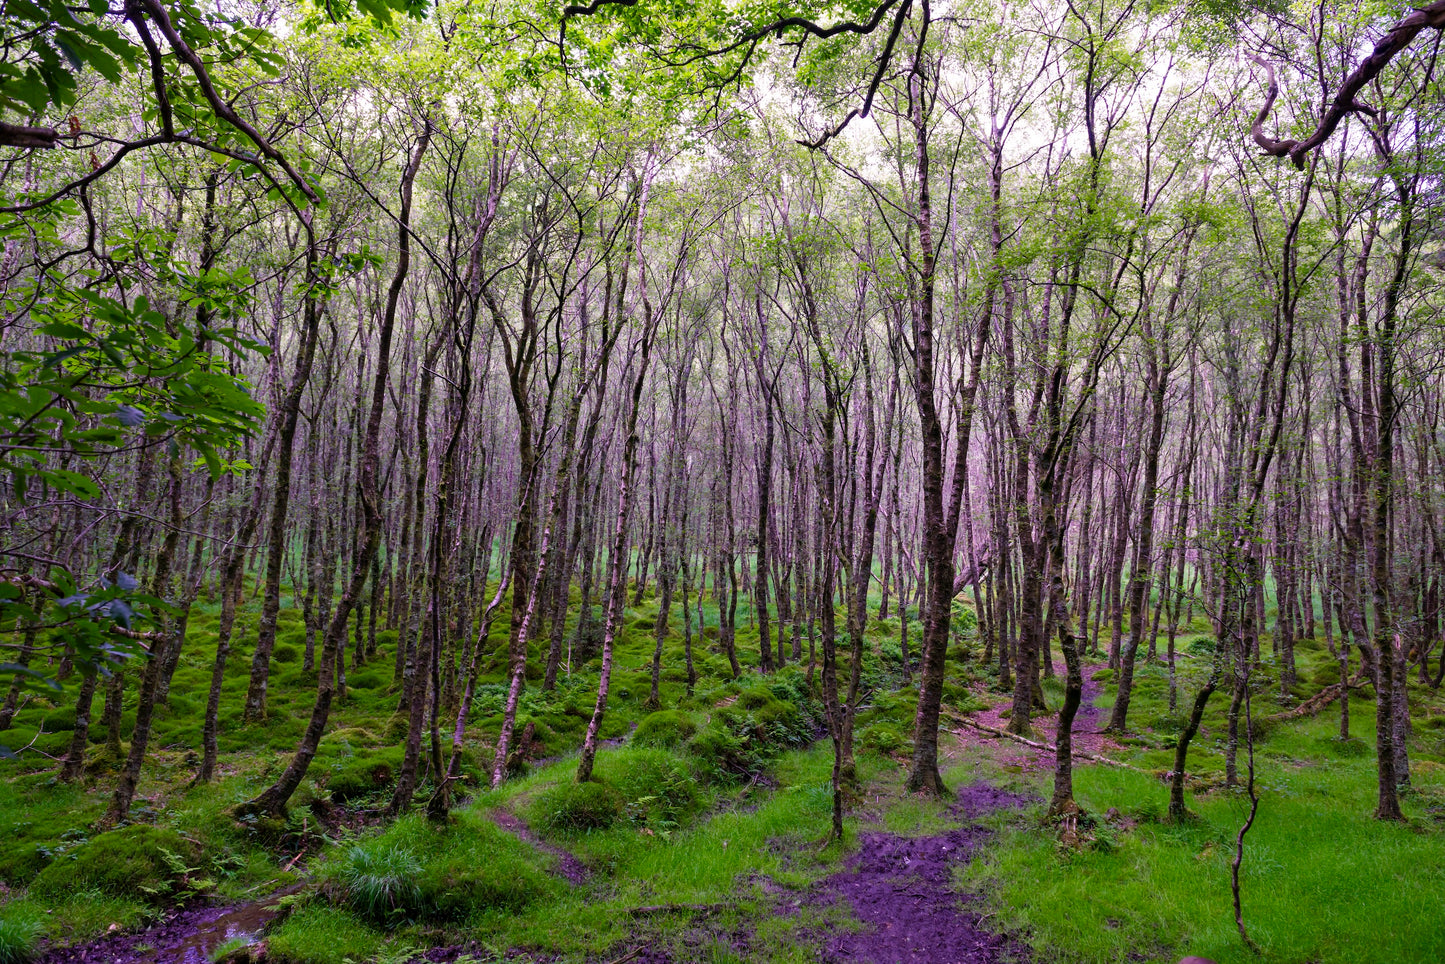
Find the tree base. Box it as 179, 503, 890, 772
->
905, 765, 949, 798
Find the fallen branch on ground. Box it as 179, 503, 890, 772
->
1267, 674, 1368, 722
949, 716, 1149, 773
627, 902, 727, 915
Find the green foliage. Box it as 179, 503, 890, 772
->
331, 843, 424, 925
531, 780, 624, 833
860, 722, 909, 754
597, 747, 701, 829
633, 708, 699, 748
326, 747, 404, 802
0, 911, 39, 964
30, 824, 198, 905
1186, 635, 1217, 656
719, 686, 808, 745
1, 288, 266, 501
686, 723, 756, 782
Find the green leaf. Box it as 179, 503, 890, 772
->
44, 469, 100, 500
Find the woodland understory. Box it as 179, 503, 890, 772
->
3, 0, 1445, 962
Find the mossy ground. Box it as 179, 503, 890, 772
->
0, 579, 1442, 963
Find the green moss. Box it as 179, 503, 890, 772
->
325, 747, 405, 803
272, 644, 301, 665
860, 722, 909, 754
39, 707, 77, 732
1311, 661, 1342, 687
633, 709, 699, 748
30, 825, 197, 905
266, 904, 385, 964
418, 850, 552, 920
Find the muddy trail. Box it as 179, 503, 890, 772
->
33, 781, 1036, 964
605, 782, 1036, 964
489, 809, 591, 886
811, 782, 1034, 964
954, 665, 1123, 775
36, 884, 303, 964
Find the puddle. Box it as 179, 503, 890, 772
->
39, 884, 304, 964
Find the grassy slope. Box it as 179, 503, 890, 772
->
962, 635, 1445, 964
0, 583, 1441, 964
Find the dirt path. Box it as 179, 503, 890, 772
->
954, 664, 1124, 774
811, 782, 1034, 963
488, 809, 591, 885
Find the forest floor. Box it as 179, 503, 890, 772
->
3, 589, 1445, 964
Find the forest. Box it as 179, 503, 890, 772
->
2, 0, 1444, 962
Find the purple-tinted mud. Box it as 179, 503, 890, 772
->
811, 783, 1033, 964
33, 779, 1036, 964
35, 884, 303, 964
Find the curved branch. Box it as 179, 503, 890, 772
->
1289, 0, 1445, 166
1252, 1, 1445, 168
1246, 54, 1298, 158
797, 0, 914, 148
137, 0, 317, 202
565, 0, 915, 150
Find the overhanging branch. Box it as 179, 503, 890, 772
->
1251, 0, 1445, 168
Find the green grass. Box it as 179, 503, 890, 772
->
265, 904, 388, 964
0, 909, 40, 964
961, 761, 1445, 964
959, 640, 1445, 964
3, 570, 1442, 964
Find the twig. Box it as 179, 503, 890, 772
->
606, 948, 643, 964
627, 902, 726, 915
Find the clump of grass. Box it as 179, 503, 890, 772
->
315, 812, 559, 931
209, 935, 262, 963
633, 709, 698, 748
325, 747, 404, 803
0, 913, 40, 964
597, 747, 701, 829
418, 851, 552, 921
531, 780, 623, 833
331, 843, 423, 925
